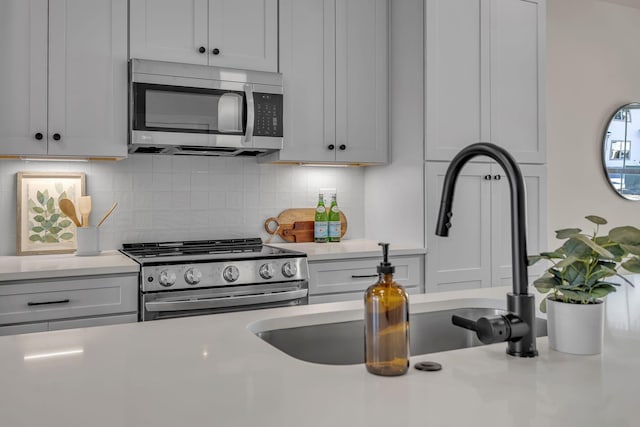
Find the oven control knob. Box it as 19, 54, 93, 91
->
223, 265, 240, 282
282, 262, 298, 278
185, 268, 203, 285
259, 263, 275, 280
158, 270, 177, 287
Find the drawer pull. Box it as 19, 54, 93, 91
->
351, 274, 378, 279
27, 299, 70, 307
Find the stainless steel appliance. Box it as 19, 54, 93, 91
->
120, 238, 308, 321
129, 59, 283, 157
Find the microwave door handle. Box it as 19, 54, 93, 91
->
244, 84, 254, 144
144, 288, 308, 312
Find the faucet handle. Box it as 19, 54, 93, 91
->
452, 313, 529, 345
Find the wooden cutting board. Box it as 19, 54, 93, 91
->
264, 208, 348, 243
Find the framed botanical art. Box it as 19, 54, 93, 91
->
16, 172, 86, 255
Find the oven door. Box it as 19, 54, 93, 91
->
140, 281, 308, 321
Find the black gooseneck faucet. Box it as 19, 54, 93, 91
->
436, 142, 538, 357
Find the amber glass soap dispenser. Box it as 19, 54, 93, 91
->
364, 242, 410, 376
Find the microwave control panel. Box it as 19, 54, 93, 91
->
253, 93, 283, 137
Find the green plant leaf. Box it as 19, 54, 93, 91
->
590, 284, 617, 298
58, 191, 68, 202
539, 298, 547, 314
29, 234, 43, 242
558, 289, 592, 303
31, 206, 44, 214
59, 232, 73, 240
37, 190, 44, 205
528, 255, 544, 266
573, 234, 615, 259
44, 235, 59, 243
31, 226, 44, 233
33, 215, 45, 223
46, 197, 55, 213
621, 244, 640, 256
585, 215, 608, 225
555, 228, 581, 239
58, 220, 72, 228
609, 226, 640, 246
533, 275, 560, 292
48, 226, 62, 235
562, 237, 593, 259
49, 213, 60, 223
621, 257, 640, 273
554, 255, 579, 270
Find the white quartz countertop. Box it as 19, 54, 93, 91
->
1, 280, 639, 426
0, 250, 139, 281
269, 238, 426, 261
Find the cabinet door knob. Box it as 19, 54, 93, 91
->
339, 144, 346, 150
34, 132, 43, 140
198, 46, 206, 53
484, 174, 491, 180
494, 174, 501, 181
327, 144, 335, 150
212, 48, 220, 55
52, 133, 61, 141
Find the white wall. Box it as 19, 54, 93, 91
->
0, 156, 365, 255
364, 0, 424, 247
547, 0, 640, 243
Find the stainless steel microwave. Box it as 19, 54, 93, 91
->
129, 59, 283, 157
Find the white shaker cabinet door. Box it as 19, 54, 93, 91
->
490, 0, 546, 164
491, 164, 547, 287
425, 161, 493, 292
208, 0, 278, 72
0, 0, 48, 156
129, 0, 209, 65
424, 0, 484, 162
47, 0, 128, 158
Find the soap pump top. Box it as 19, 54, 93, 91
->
377, 242, 395, 275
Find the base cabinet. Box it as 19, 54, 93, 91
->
425, 161, 547, 293
0, 273, 138, 336
308, 254, 424, 303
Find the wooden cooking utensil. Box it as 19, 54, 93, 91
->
59, 199, 82, 227
78, 196, 92, 227
264, 208, 348, 243
96, 202, 118, 227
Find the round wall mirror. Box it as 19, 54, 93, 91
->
603, 103, 640, 200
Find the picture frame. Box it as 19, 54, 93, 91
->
16, 172, 86, 255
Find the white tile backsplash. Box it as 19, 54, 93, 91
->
0, 155, 365, 255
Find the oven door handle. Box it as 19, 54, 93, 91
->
144, 289, 308, 312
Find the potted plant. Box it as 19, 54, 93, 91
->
528, 215, 640, 355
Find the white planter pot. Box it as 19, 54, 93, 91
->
546, 296, 604, 355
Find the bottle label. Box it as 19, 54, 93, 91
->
314, 222, 328, 239
330, 205, 339, 213
328, 221, 341, 238
316, 206, 326, 214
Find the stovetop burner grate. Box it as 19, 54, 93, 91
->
122, 237, 264, 258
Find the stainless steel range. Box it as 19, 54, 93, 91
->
120, 238, 309, 321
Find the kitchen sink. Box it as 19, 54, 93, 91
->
254, 306, 547, 365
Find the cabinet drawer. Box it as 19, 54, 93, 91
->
0, 322, 48, 336
309, 255, 423, 295
49, 313, 138, 331
0, 274, 138, 326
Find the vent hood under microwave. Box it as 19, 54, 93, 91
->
129, 59, 284, 157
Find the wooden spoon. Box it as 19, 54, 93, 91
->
59, 199, 82, 227
78, 196, 92, 227
96, 202, 118, 227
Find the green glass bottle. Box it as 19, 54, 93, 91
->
328, 193, 341, 242
364, 243, 410, 376
314, 193, 328, 243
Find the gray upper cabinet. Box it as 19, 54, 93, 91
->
425, 0, 546, 164
0, 0, 128, 159
263, 0, 388, 165
129, 0, 278, 72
